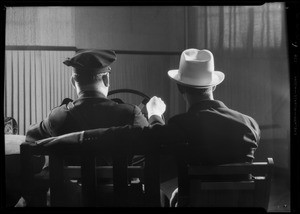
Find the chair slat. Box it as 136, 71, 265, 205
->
199, 181, 255, 190
113, 155, 128, 206
189, 163, 270, 175
144, 153, 161, 207
64, 166, 144, 180
81, 155, 96, 206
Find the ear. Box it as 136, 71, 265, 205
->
70, 76, 76, 89
102, 73, 110, 87
177, 84, 185, 94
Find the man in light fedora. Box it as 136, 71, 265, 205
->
37, 49, 261, 207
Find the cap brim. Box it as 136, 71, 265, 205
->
168, 69, 225, 88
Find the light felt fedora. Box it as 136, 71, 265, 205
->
168, 49, 225, 88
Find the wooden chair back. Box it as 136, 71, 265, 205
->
20, 141, 161, 207
177, 157, 274, 209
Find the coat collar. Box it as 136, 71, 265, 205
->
74, 91, 109, 105
77, 90, 107, 99
188, 100, 228, 113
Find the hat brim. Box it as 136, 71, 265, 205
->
167, 69, 225, 88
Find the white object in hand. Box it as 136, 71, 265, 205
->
146, 96, 166, 119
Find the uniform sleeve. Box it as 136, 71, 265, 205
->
25, 120, 52, 142
148, 115, 165, 126
83, 120, 186, 153
132, 105, 149, 127
25, 117, 52, 171
25, 105, 67, 142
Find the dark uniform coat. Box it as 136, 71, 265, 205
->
26, 91, 148, 165
26, 91, 148, 140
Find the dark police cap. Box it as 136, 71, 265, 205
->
63, 49, 117, 74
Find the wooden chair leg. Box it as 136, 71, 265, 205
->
49, 155, 64, 207
113, 155, 128, 207
144, 153, 160, 207
81, 155, 96, 207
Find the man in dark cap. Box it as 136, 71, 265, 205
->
23, 49, 152, 206
26, 49, 148, 143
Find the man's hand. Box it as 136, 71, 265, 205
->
146, 96, 166, 119
36, 131, 84, 147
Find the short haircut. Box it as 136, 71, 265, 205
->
177, 84, 213, 96
72, 72, 108, 85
